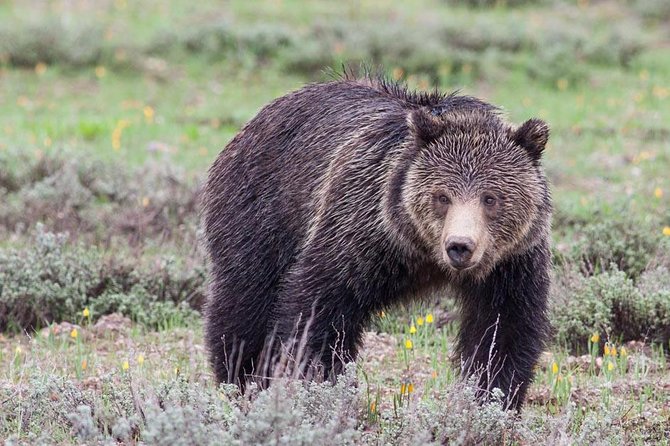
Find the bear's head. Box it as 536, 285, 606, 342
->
402, 106, 550, 279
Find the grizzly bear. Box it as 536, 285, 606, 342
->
202, 75, 551, 409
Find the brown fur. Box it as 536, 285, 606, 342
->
202, 75, 552, 409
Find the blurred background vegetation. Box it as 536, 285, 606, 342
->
1, 0, 670, 443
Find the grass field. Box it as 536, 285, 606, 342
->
1, 0, 670, 444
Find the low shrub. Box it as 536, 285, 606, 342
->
0, 19, 106, 67
0, 225, 204, 332
390, 378, 518, 444
2, 375, 95, 441
0, 365, 363, 445
565, 217, 661, 279
442, 0, 544, 6
551, 264, 670, 351
551, 267, 635, 351
0, 150, 200, 245
633, 0, 670, 22
622, 265, 670, 344
0, 228, 100, 332
0, 6, 647, 84
526, 41, 589, 87
0, 364, 634, 444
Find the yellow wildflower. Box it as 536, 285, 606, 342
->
431, 370, 438, 379
400, 383, 406, 394
122, 360, 130, 371
652, 86, 669, 99
15, 346, 22, 354
552, 362, 559, 374
654, 188, 663, 198
70, 328, 78, 339
408, 383, 414, 394
95, 66, 107, 79
82, 307, 90, 318
409, 324, 417, 334
607, 361, 614, 371
604, 345, 611, 356
16, 96, 30, 108
425, 314, 434, 324
111, 119, 130, 151
404, 339, 413, 350
112, 129, 122, 150
142, 197, 150, 207
417, 317, 424, 326
590, 333, 600, 343
379, 311, 385, 318
556, 78, 568, 91
620, 346, 627, 357
143, 105, 155, 123
81, 359, 88, 370
370, 401, 376, 412
638, 151, 652, 161
663, 226, 670, 237
137, 354, 145, 366
35, 62, 47, 75
610, 346, 617, 357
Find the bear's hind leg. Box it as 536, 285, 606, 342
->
205, 271, 278, 388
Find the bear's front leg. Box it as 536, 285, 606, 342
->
456, 242, 551, 409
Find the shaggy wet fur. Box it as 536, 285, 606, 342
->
202, 76, 551, 409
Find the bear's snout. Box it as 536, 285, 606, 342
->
445, 236, 475, 268
440, 201, 487, 271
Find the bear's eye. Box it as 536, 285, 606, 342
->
437, 194, 450, 205
483, 195, 497, 207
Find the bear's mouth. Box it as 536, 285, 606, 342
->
447, 260, 476, 271
446, 259, 479, 272
439, 250, 493, 279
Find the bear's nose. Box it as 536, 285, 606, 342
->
445, 237, 475, 269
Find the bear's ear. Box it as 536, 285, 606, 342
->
513, 118, 550, 162
407, 108, 444, 147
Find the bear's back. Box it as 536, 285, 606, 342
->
203, 81, 413, 241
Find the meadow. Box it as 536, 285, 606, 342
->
1, 0, 669, 444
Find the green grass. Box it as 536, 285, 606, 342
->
1, 0, 670, 443
0, 65, 303, 171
